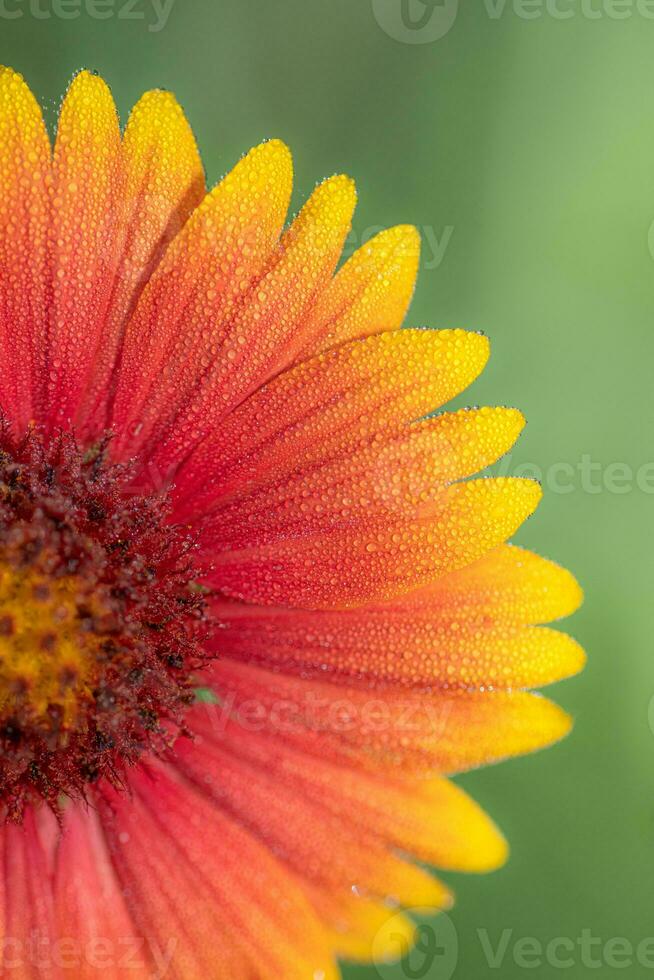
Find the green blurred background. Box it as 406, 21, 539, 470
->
3, 1, 653, 977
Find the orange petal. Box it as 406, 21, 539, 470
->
229, 173, 357, 375
79, 88, 205, 438
186, 710, 507, 873
207, 660, 572, 775
208, 477, 542, 608
0, 809, 58, 974
301, 224, 421, 356
0, 68, 52, 429
46, 71, 124, 430
174, 726, 450, 910
111, 138, 293, 459
306, 887, 418, 963
97, 763, 338, 980
212, 603, 585, 691
56, 805, 152, 979
196, 407, 525, 538
172, 328, 490, 513
395, 543, 584, 624
159, 175, 357, 472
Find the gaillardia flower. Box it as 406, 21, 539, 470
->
0, 68, 583, 978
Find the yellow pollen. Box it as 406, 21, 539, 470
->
0, 563, 101, 729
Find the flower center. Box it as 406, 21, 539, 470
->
0, 565, 106, 729
0, 422, 208, 821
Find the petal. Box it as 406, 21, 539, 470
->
184, 709, 507, 873
307, 888, 417, 963
45, 71, 123, 430
173, 722, 451, 910
193, 407, 525, 539
0, 68, 52, 430
207, 660, 573, 774
219, 173, 357, 374
300, 224, 421, 356
96, 763, 338, 980
0, 808, 59, 979
211, 603, 585, 691
207, 477, 542, 608
55, 805, 152, 979
173, 328, 490, 513
154, 175, 357, 475
78, 89, 205, 438
111, 138, 293, 460
395, 543, 584, 623
215, 544, 583, 630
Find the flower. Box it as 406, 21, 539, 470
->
0, 67, 584, 979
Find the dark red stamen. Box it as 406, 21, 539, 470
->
0, 417, 210, 821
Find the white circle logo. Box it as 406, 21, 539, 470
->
372, 0, 460, 44
373, 910, 459, 979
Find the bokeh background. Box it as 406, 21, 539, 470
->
3, 1, 653, 977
